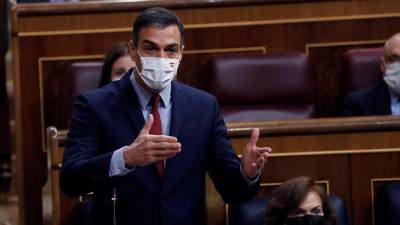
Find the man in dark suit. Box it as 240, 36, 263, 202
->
344, 33, 400, 116
60, 7, 271, 225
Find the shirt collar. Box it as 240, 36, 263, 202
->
130, 70, 171, 109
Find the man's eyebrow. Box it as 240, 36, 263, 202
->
386, 54, 400, 60
141, 40, 179, 48
311, 205, 322, 211
165, 43, 180, 48
141, 40, 158, 46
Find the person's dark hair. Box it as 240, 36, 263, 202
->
265, 176, 336, 225
132, 7, 185, 47
99, 42, 130, 87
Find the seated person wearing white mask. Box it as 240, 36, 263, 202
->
343, 33, 400, 116
60, 7, 271, 225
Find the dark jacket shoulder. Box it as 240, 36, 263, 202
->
343, 80, 391, 116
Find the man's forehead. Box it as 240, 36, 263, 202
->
138, 25, 181, 46
386, 36, 400, 54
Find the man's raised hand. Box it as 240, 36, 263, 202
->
123, 114, 181, 167
241, 128, 272, 179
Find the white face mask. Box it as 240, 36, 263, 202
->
383, 62, 400, 95
137, 51, 181, 91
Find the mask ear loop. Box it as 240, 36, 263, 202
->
176, 54, 183, 63
135, 49, 145, 76
172, 57, 180, 81
178, 45, 184, 62
136, 49, 144, 58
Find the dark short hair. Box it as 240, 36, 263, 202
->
265, 176, 336, 225
99, 42, 130, 87
132, 7, 185, 47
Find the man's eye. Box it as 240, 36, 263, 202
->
166, 48, 178, 53
142, 46, 156, 51
387, 55, 400, 63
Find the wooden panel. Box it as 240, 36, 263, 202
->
12, 0, 399, 33
370, 178, 400, 225
350, 153, 400, 225
42, 59, 103, 130
11, 32, 47, 225
13, 0, 342, 14
232, 130, 400, 154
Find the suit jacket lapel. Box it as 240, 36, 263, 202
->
117, 71, 145, 134
163, 81, 187, 189
118, 78, 189, 186
168, 81, 185, 141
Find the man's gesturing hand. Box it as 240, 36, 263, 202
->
241, 128, 272, 179
123, 114, 181, 168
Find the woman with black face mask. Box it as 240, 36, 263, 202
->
265, 176, 337, 225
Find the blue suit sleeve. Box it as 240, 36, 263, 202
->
109, 147, 135, 177
206, 98, 260, 206
60, 94, 114, 197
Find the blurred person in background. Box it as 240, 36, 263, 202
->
265, 176, 336, 225
343, 33, 400, 116
99, 42, 134, 87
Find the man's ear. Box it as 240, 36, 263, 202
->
129, 40, 137, 61
380, 56, 386, 75
129, 40, 141, 72
181, 45, 185, 54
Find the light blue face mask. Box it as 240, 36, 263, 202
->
384, 62, 400, 95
